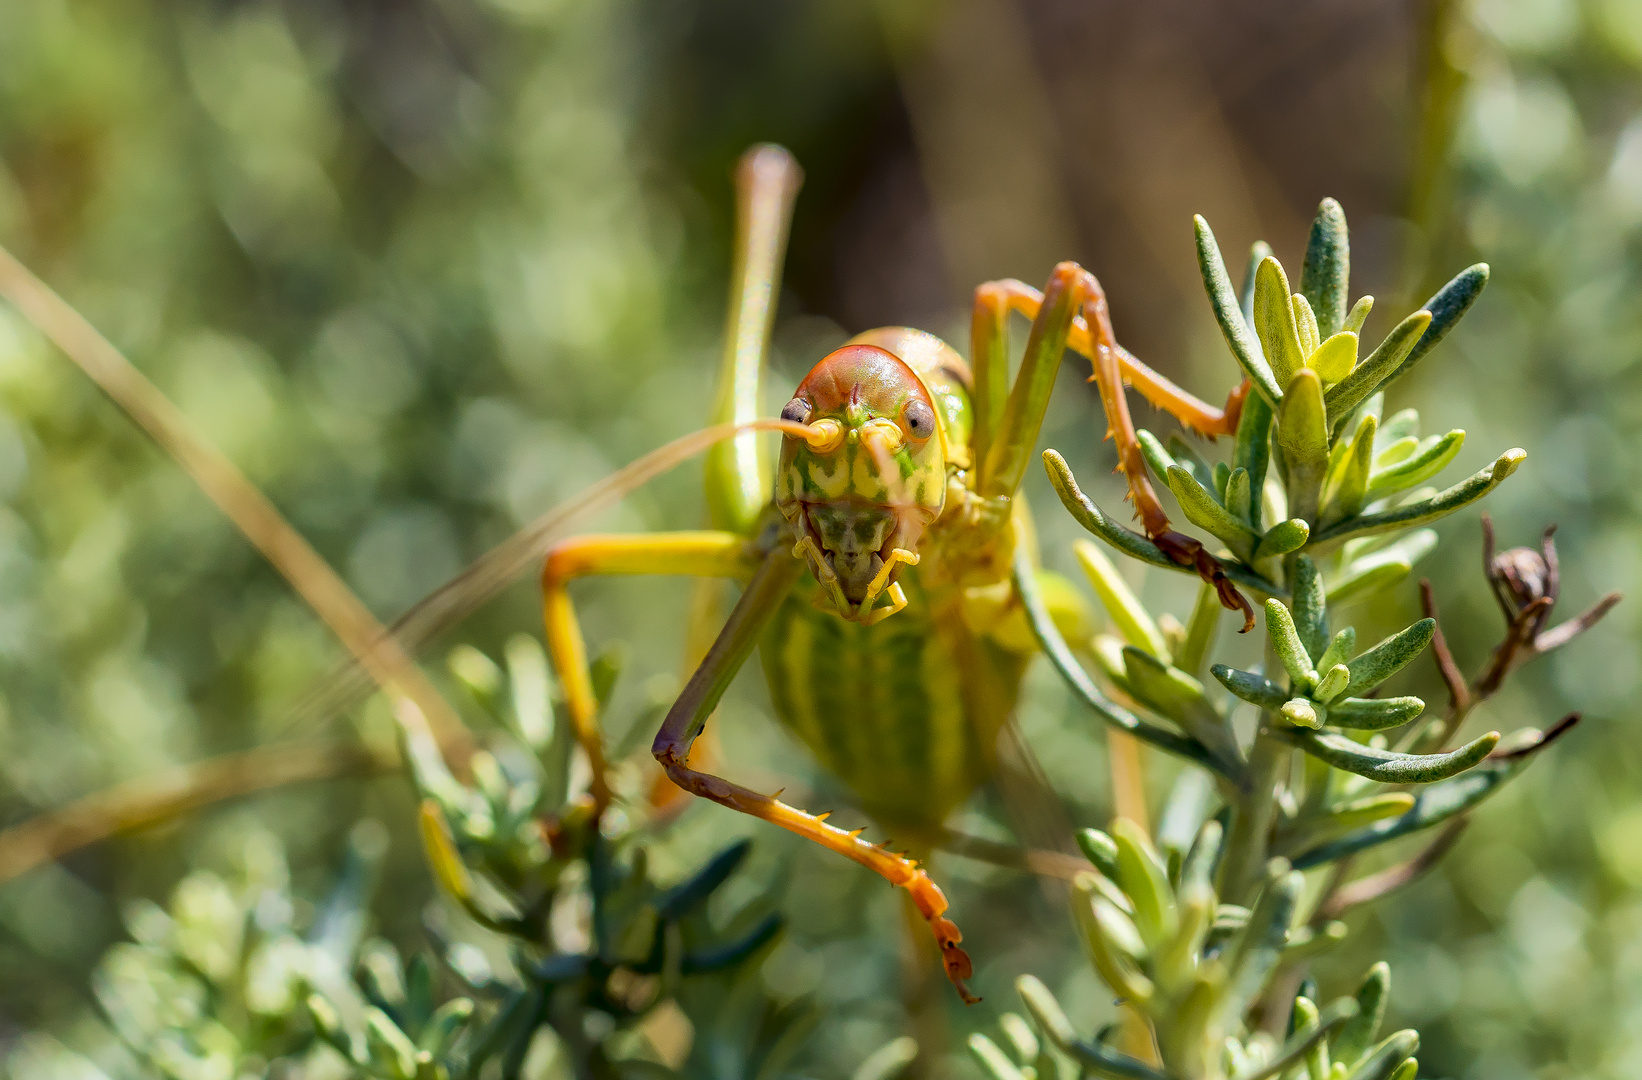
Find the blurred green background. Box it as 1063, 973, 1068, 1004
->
0, 0, 1638, 1076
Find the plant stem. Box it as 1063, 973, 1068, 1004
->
1219, 722, 1287, 903
1219, 614, 1292, 904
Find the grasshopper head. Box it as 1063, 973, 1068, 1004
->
775, 343, 947, 622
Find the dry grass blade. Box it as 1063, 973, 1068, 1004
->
0, 244, 471, 760
0, 741, 392, 886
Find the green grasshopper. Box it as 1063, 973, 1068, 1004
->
542, 145, 1254, 1002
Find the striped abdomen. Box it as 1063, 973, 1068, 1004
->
758, 565, 1026, 836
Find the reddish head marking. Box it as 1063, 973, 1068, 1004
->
793, 344, 934, 427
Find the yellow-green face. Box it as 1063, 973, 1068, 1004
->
775, 344, 946, 613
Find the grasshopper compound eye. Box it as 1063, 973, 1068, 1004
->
904, 399, 936, 440
781, 398, 812, 424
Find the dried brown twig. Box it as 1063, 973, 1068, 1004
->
1413, 515, 1619, 752
0, 741, 393, 886
1318, 819, 1470, 920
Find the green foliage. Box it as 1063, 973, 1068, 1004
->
0, 2, 1631, 1075
972, 822, 1422, 1080
1029, 197, 1608, 1077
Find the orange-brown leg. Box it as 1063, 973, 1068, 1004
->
982, 277, 1248, 437
972, 267, 1253, 628
649, 548, 981, 1003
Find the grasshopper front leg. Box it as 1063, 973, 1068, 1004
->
650, 548, 981, 1004
973, 264, 1254, 629
543, 531, 759, 812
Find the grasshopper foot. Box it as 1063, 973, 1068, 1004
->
932, 915, 980, 1004
1154, 530, 1255, 633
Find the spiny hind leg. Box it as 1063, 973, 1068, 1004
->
542, 531, 757, 814
972, 269, 1252, 626
1068, 269, 1254, 629
970, 270, 1227, 535
983, 277, 1247, 438
650, 549, 980, 1004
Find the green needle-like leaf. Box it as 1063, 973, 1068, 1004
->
1386, 263, 1489, 386
1213, 460, 1232, 500
1282, 727, 1499, 783
1293, 722, 1577, 866
1211, 664, 1289, 708
1322, 414, 1376, 526
1292, 292, 1321, 357
419, 999, 476, 1056
1365, 430, 1464, 497
1277, 368, 1330, 521
1310, 450, 1525, 545
1309, 330, 1358, 384
1290, 555, 1329, 662
1169, 465, 1258, 559
1312, 663, 1350, 702
1014, 544, 1240, 774
1342, 294, 1374, 334
1124, 647, 1244, 768
1240, 241, 1271, 326
1316, 627, 1356, 672
1345, 1031, 1420, 1080
1197, 215, 1282, 404
1265, 598, 1318, 689
1256, 256, 1306, 387
1323, 309, 1432, 423
1078, 829, 1123, 882
1230, 999, 1357, 1080
1017, 977, 1172, 1080
1341, 619, 1435, 698
1224, 466, 1253, 526
1072, 875, 1154, 1005
418, 801, 524, 936
365, 1008, 419, 1079
1136, 428, 1180, 487
1254, 518, 1310, 560
1300, 197, 1350, 336
1294, 794, 1416, 844
1232, 389, 1273, 530
1327, 696, 1426, 730
1377, 407, 1420, 445
1169, 433, 1219, 487
1045, 450, 1183, 570
1076, 540, 1170, 659
1374, 435, 1420, 469
1327, 530, 1438, 604
1112, 818, 1178, 950
968, 1035, 1027, 1080
1335, 964, 1391, 1067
